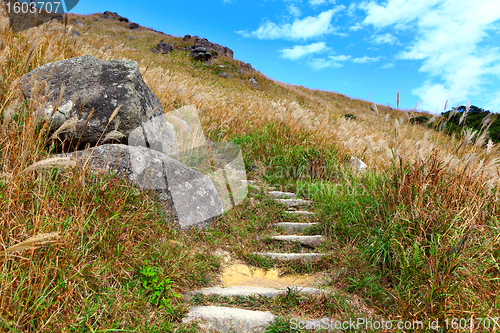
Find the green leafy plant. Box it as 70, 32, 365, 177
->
139, 261, 180, 313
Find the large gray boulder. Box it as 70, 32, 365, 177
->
20, 55, 164, 150
58, 144, 225, 229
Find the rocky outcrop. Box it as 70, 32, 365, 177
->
21, 56, 248, 229
191, 46, 213, 62
242, 63, 255, 72
152, 41, 173, 55
129, 23, 139, 29
101, 11, 128, 22
20, 55, 164, 151
191, 37, 233, 58
183, 35, 192, 42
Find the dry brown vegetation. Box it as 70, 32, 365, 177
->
1, 7, 500, 332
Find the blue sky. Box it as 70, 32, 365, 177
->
69, 0, 500, 114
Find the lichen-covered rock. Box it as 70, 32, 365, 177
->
57, 144, 225, 228
20, 55, 165, 150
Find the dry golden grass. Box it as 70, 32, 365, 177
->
1, 7, 500, 330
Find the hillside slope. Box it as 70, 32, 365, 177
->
1, 9, 500, 332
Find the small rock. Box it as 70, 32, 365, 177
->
51, 15, 64, 21
127, 36, 136, 40
129, 23, 139, 29
218, 72, 233, 78
204, 61, 214, 66
152, 41, 173, 55
193, 47, 207, 53
93, 18, 98, 21
249, 78, 261, 89
73, 20, 83, 27
237, 68, 245, 75
349, 156, 367, 171
183, 34, 192, 41
71, 30, 81, 37
118, 17, 129, 22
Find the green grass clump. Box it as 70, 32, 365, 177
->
312, 153, 500, 322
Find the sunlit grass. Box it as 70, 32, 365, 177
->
1, 8, 500, 331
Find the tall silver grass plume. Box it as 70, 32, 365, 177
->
20, 41, 38, 74
474, 130, 488, 148
486, 140, 495, 155
370, 103, 379, 115
107, 105, 122, 124
50, 117, 78, 140
1, 232, 60, 256
462, 127, 477, 146
1, 101, 20, 129
17, 157, 77, 177
448, 104, 459, 121
396, 90, 400, 109
459, 101, 470, 125
428, 113, 439, 123
480, 113, 495, 130
0, 172, 12, 181
103, 130, 125, 143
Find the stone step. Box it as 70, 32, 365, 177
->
274, 198, 312, 207
271, 222, 319, 232
240, 179, 257, 185
182, 306, 274, 333
268, 191, 296, 199
252, 252, 325, 261
241, 179, 261, 190
270, 235, 324, 247
191, 286, 323, 297
286, 210, 315, 217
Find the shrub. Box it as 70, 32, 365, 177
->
409, 115, 429, 124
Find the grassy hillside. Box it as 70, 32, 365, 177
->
1, 8, 500, 332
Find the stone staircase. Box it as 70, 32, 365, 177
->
182, 181, 328, 332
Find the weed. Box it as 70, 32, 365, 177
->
138, 261, 181, 312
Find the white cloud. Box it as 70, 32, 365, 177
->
287, 3, 302, 17
349, 23, 363, 31
280, 42, 329, 60
309, 0, 336, 6
359, 0, 500, 111
485, 92, 500, 112
241, 6, 344, 40
352, 56, 381, 63
347, 3, 357, 17
381, 63, 395, 69
372, 33, 397, 45
309, 54, 351, 70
